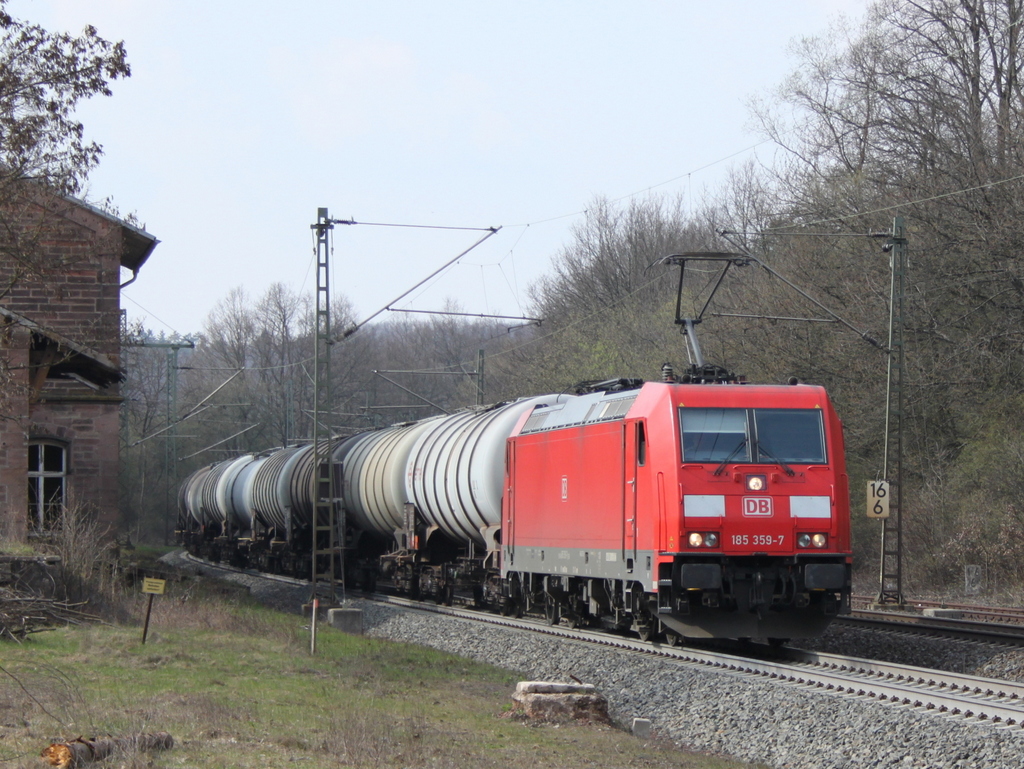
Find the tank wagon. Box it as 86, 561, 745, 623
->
179, 379, 852, 640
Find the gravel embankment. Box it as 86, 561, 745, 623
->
355, 602, 1024, 769
162, 554, 1024, 768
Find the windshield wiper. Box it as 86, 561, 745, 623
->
713, 438, 747, 476
755, 442, 795, 476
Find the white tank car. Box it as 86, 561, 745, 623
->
404, 395, 570, 545
199, 453, 256, 533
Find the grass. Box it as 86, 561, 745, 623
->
0, 539, 37, 556
0, 578, 761, 769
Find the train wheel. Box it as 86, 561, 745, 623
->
665, 630, 683, 647
544, 594, 561, 626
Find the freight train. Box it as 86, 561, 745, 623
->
178, 375, 852, 640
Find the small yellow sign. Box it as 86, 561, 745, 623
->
142, 577, 166, 595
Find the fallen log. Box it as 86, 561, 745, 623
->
41, 732, 173, 767
0, 586, 98, 641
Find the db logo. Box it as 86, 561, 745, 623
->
743, 497, 773, 517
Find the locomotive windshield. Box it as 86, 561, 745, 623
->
680, 407, 826, 464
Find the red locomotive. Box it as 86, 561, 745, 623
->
502, 379, 851, 640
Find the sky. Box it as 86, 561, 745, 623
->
10, 0, 867, 337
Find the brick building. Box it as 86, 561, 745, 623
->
0, 187, 157, 541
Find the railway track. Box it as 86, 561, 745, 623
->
847, 597, 1024, 645
852, 595, 1024, 626
369, 593, 1024, 729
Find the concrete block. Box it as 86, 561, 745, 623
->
512, 681, 609, 722
516, 681, 596, 695
923, 608, 963, 619
632, 718, 652, 738
328, 607, 364, 635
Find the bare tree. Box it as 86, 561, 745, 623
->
0, 3, 130, 301
744, 0, 1024, 591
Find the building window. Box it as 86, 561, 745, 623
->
28, 441, 67, 532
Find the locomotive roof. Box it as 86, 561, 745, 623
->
518, 381, 831, 436
520, 388, 638, 434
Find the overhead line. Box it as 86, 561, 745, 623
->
333, 220, 498, 232
339, 228, 501, 339
759, 172, 1024, 232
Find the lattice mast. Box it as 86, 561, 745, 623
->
877, 217, 907, 605
310, 208, 341, 601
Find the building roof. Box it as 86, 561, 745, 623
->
64, 195, 160, 273
0, 305, 123, 388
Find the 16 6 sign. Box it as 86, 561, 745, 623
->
867, 480, 890, 519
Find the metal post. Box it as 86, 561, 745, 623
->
164, 346, 179, 546
285, 378, 294, 445
475, 349, 485, 406
142, 593, 155, 644
310, 208, 340, 603
877, 216, 906, 605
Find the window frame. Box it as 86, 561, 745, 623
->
679, 407, 827, 465
28, 440, 68, 533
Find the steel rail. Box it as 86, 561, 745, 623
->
843, 610, 1024, 645
853, 594, 1024, 624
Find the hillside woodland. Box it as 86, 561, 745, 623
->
122, 0, 1024, 598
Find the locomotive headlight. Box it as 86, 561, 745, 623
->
797, 533, 828, 548
687, 532, 720, 548
746, 474, 767, 492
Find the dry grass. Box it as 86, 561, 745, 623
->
0, 574, 761, 769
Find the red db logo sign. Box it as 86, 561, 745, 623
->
743, 497, 773, 517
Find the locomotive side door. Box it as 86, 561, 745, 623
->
623, 420, 639, 570
504, 441, 515, 568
